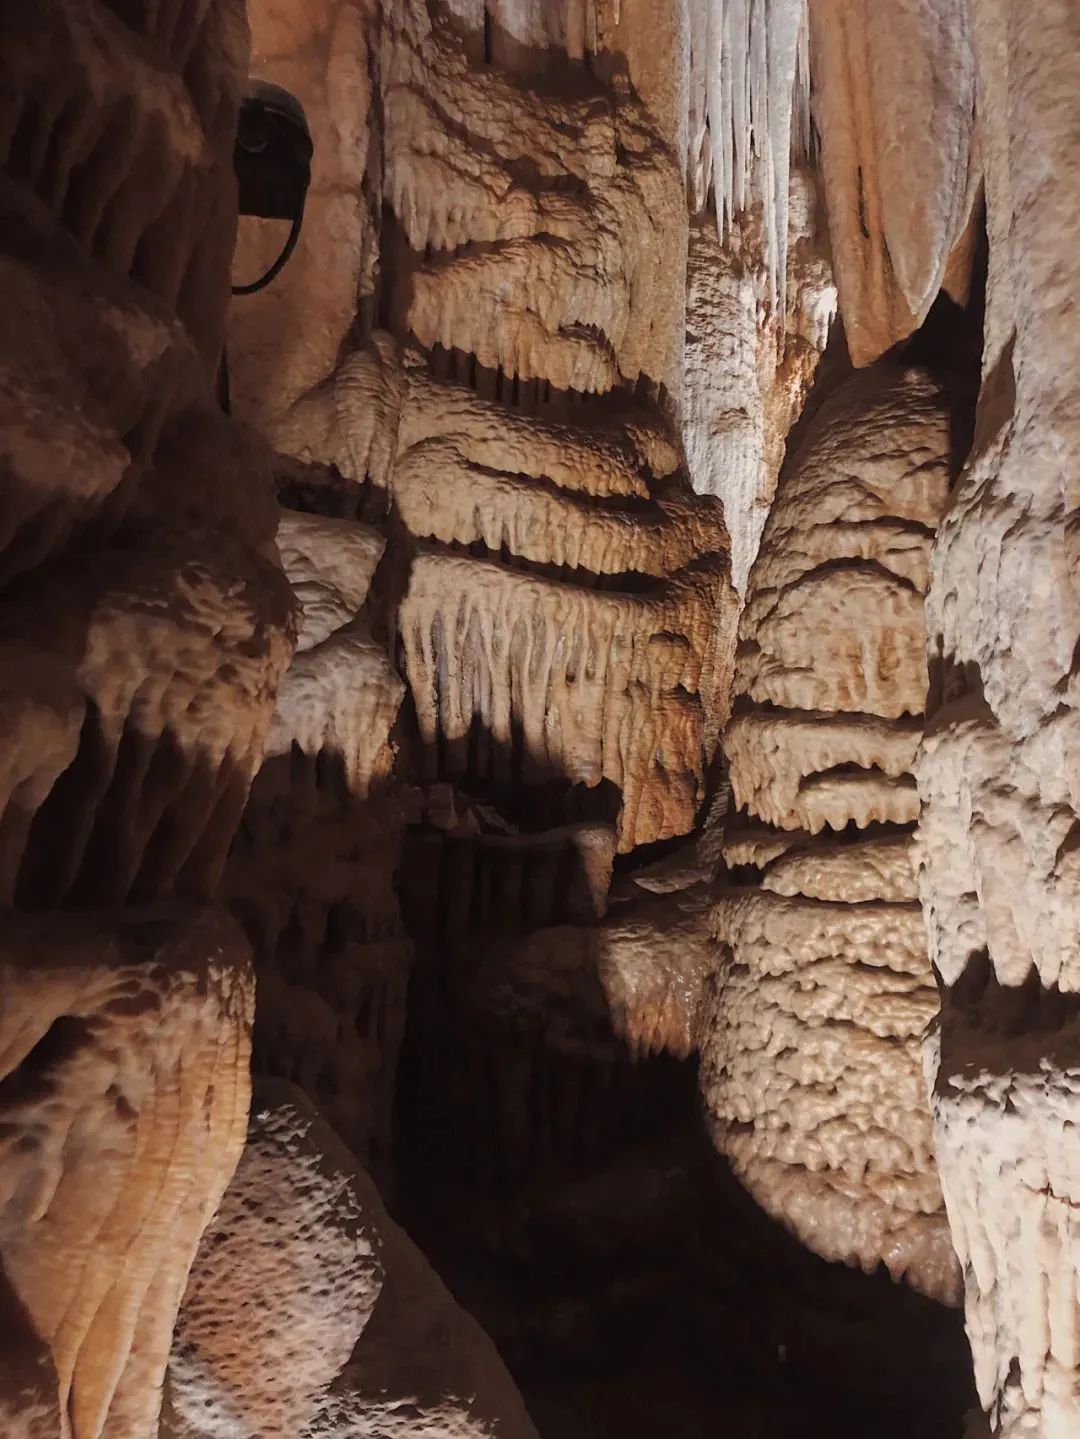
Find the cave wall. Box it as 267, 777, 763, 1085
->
0, 3, 298, 1433
3, 0, 1080, 1436
916, 3, 1080, 1432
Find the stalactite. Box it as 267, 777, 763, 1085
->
688, 0, 811, 310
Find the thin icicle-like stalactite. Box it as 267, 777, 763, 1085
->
687, 0, 811, 310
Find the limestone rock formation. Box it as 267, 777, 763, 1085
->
0, 0, 295, 913
704, 362, 959, 1302
12, 0, 1063, 1431
227, 0, 382, 424
166, 1081, 537, 1439
685, 0, 813, 309
383, 1, 685, 395
0, 909, 255, 1438
0, 2, 293, 1432
915, 2, 1080, 1431
227, 502, 409, 1167
164, 1082, 383, 1438
683, 170, 835, 592
381, 3, 739, 853
808, 0, 980, 365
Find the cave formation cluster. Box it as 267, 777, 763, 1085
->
0, 1, 1077, 1437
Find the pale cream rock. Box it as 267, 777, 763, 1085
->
926, 999, 1080, 1439
762, 833, 919, 903
682, 172, 834, 592
379, 0, 738, 864
737, 365, 951, 720
704, 887, 956, 1301
266, 621, 404, 797
726, 710, 922, 832
0, 908, 255, 1439
393, 436, 728, 582
809, 0, 980, 365
399, 370, 676, 500
382, 0, 686, 396
390, 365, 738, 834
707, 357, 956, 1300
277, 511, 386, 653
915, 1, 1080, 1429
268, 335, 407, 492
684, 0, 813, 310
266, 508, 404, 797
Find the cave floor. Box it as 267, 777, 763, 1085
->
392, 1056, 979, 1439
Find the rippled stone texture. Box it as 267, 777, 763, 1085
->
705, 363, 959, 1302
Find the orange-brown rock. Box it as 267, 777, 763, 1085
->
227, 501, 409, 1165
0, 7, 294, 1435
228, 0, 381, 425
399, 549, 729, 852
0, 908, 254, 1438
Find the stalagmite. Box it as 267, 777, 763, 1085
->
703, 362, 959, 1302
16, 0, 1073, 1429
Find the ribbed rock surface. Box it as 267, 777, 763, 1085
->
915, 2, 1080, 1432
0, 7, 295, 1432
706, 362, 958, 1301
165, 1083, 383, 1438
382, 0, 684, 395
382, 3, 737, 853
400, 548, 728, 853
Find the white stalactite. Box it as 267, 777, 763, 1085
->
688, 0, 811, 310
